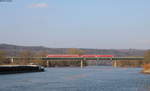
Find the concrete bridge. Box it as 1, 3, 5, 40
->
8, 57, 144, 68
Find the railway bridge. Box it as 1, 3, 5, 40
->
9, 55, 144, 68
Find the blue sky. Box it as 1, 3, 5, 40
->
0, 0, 149, 49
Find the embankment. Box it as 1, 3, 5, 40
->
142, 64, 150, 74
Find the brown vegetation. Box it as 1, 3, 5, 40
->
115, 60, 144, 67
0, 49, 87, 67
0, 51, 10, 65
143, 64, 150, 70
144, 50, 150, 64
67, 48, 84, 55
142, 50, 150, 73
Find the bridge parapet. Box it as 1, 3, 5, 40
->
7, 57, 144, 61
112, 57, 144, 60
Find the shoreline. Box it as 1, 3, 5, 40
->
141, 70, 150, 74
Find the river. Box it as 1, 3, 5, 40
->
0, 66, 150, 91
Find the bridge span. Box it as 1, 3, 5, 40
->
8, 56, 144, 68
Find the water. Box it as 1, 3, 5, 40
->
0, 66, 150, 91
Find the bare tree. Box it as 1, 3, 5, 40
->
19, 50, 35, 65
35, 51, 48, 57
0, 50, 7, 65
67, 48, 84, 55
144, 50, 150, 64
19, 50, 34, 57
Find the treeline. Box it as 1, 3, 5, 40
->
0, 48, 87, 67
143, 50, 150, 71
113, 60, 144, 67
0, 51, 10, 65
114, 50, 150, 68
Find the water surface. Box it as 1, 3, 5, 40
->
0, 66, 150, 91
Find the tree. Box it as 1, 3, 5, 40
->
144, 50, 150, 64
19, 50, 34, 57
19, 50, 35, 65
67, 48, 84, 55
0, 51, 7, 64
35, 51, 48, 57
143, 50, 150, 72
32, 51, 48, 66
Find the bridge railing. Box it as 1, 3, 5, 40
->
112, 57, 144, 60
7, 57, 144, 61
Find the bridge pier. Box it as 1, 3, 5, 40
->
80, 60, 83, 68
96, 58, 99, 66
11, 57, 14, 64
46, 60, 49, 67
113, 60, 117, 68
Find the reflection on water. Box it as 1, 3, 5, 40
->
0, 66, 150, 91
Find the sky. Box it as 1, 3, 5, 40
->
0, 0, 149, 49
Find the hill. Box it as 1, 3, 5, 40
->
0, 44, 146, 57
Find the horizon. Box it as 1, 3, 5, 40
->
0, 0, 149, 49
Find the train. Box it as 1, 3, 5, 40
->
46, 54, 114, 58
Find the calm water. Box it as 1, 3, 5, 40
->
1, 66, 150, 91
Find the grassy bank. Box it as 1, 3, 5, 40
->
142, 64, 150, 74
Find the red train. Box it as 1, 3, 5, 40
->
46, 54, 79, 58
47, 54, 114, 58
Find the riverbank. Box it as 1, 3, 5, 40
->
142, 64, 150, 74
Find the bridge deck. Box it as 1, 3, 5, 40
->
8, 57, 144, 61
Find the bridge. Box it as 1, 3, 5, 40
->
8, 54, 144, 68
